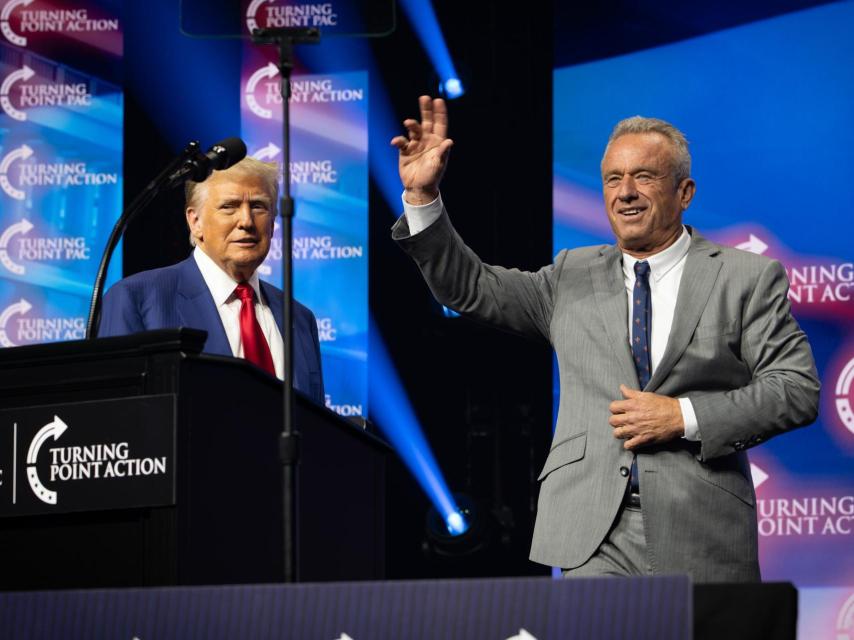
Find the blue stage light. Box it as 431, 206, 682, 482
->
369, 318, 468, 536
446, 510, 468, 535
400, 0, 465, 100
441, 77, 464, 100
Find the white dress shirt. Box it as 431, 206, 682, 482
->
402, 192, 700, 440
193, 247, 285, 380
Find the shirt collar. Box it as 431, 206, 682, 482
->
621, 226, 691, 283
193, 247, 263, 305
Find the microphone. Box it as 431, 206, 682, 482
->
168, 137, 248, 185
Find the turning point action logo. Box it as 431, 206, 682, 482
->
246, 0, 337, 32
0, 144, 117, 200
244, 66, 363, 119
25, 414, 167, 506
1, 0, 119, 47
0, 297, 85, 346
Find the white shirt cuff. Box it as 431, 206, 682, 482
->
402, 191, 443, 235
679, 397, 700, 441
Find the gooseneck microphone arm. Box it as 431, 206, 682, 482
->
85, 138, 247, 339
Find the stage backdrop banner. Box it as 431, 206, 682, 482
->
553, 3, 853, 637
0, 0, 122, 349
240, 5, 368, 419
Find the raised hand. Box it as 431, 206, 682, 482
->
391, 95, 454, 205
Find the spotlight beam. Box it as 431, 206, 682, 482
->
369, 319, 467, 534
400, 0, 465, 99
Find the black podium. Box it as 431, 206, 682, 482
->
0, 330, 387, 590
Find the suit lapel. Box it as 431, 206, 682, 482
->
647, 228, 722, 391
590, 245, 639, 387
176, 257, 232, 357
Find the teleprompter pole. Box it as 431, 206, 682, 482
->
250, 26, 320, 584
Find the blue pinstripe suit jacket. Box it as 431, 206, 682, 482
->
99, 256, 324, 404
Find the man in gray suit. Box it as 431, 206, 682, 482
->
390, 96, 820, 582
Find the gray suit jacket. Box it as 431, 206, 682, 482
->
393, 209, 819, 582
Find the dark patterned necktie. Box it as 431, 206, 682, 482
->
629, 261, 651, 493
632, 261, 652, 389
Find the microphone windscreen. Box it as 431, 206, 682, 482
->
211, 137, 247, 170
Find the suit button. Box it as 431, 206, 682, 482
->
619, 466, 629, 477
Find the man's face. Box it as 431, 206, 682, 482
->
186, 173, 275, 282
601, 132, 695, 257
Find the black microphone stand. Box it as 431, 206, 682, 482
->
85, 141, 205, 339
250, 26, 320, 584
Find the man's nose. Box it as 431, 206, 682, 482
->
617, 176, 638, 201
235, 203, 256, 228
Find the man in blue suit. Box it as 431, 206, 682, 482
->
99, 157, 324, 404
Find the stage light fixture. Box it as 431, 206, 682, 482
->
440, 77, 464, 100
424, 493, 492, 558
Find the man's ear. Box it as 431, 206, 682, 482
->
679, 178, 696, 210
186, 208, 203, 243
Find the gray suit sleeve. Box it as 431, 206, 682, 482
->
392, 208, 560, 343
690, 259, 820, 460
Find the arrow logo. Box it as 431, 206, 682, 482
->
0, 143, 33, 200
1, 0, 34, 47
0, 64, 35, 121
506, 629, 538, 640
245, 62, 279, 119
26, 415, 68, 505
835, 356, 854, 435
253, 141, 281, 160
736, 233, 768, 255
750, 463, 769, 489
0, 217, 33, 275
245, 0, 273, 33
0, 297, 32, 346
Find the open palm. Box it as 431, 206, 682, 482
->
391, 96, 454, 203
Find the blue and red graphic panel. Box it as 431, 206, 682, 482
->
0, 0, 122, 348
240, 26, 368, 418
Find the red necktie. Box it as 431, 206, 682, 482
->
234, 283, 276, 376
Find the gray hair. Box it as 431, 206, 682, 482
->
603, 116, 691, 184
186, 157, 279, 246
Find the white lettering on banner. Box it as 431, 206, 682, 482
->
18, 236, 90, 260
0, 299, 86, 346
757, 496, 854, 537
316, 317, 336, 342
18, 161, 117, 187
15, 316, 86, 342
0, 218, 93, 275
289, 159, 338, 185
18, 82, 92, 107
0, 147, 117, 198
24, 415, 169, 504
786, 263, 854, 304
264, 3, 338, 28
291, 236, 363, 260
18, 9, 119, 33
325, 394, 363, 417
